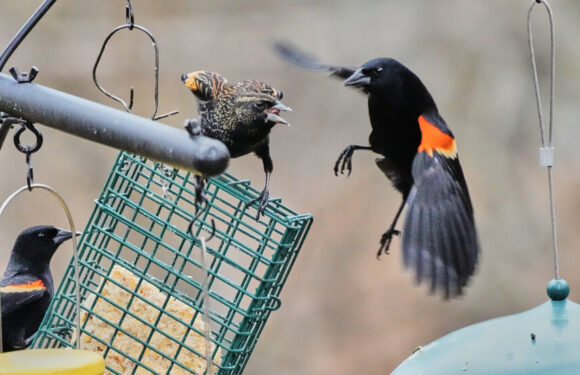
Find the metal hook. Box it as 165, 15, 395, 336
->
125, 0, 135, 30
92, 7, 178, 121
13, 122, 43, 154
527, 0, 560, 281
186, 205, 216, 242
186, 175, 216, 241
13, 122, 43, 191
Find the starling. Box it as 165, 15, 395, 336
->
1, 226, 75, 351
182, 71, 291, 220
275, 42, 479, 297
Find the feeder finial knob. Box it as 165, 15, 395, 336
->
547, 279, 569, 300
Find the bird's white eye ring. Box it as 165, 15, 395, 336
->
38, 233, 45, 238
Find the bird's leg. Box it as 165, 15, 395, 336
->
377, 200, 405, 259
248, 143, 273, 221
334, 145, 372, 176
248, 171, 271, 221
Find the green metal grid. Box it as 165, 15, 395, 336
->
32, 152, 313, 374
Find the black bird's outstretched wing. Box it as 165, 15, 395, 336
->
273, 41, 367, 92
402, 113, 479, 298
0, 274, 48, 316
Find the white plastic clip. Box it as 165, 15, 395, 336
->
539, 147, 554, 167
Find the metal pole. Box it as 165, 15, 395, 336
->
0, 123, 10, 151
0, 0, 57, 72
0, 73, 229, 177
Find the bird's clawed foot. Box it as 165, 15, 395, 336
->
334, 145, 357, 176
248, 188, 269, 221
377, 227, 400, 259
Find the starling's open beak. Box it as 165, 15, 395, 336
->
343, 68, 371, 87
265, 102, 292, 126
53, 229, 82, 245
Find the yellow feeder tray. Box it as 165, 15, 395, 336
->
0, 349, 104, 375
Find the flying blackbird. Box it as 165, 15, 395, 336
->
181, 71, 291, 220
275, 42, 479, 297
1, 226, 75, 351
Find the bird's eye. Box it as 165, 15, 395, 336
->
38, 233, 45, 238
363, 67, 383, 76
253, 101, 267, 110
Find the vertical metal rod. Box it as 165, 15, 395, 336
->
0, 123, 10, 152
527, 0, 560, 280
199, 237, 214, 374
0, 0, 57, 72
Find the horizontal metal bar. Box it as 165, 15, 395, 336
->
0, 73, 229, 176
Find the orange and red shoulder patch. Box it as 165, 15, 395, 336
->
0, 279, 46, 293
417, 115, 457, 158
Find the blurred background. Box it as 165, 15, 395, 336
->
1, 1, 580, 374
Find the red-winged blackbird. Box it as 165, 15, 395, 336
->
181, 71, 291, 220
1, 226, 75, 351
275, 42, 479, 297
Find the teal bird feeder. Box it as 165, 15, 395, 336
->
392, 279, 579, 374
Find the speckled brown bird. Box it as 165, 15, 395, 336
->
181, 71, 291, 219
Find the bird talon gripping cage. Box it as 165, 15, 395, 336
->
32, 152, 313, 375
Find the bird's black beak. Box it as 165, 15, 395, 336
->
180, 73, 188, 84
265, 102, 292, 126
52, 229, 81, 245
343, 68, 371, 87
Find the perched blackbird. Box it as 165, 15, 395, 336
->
1, 226, 75, 351
275, 42, 479, 297
182, 71, 291, 219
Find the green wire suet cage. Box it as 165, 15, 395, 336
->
32, 152, 313, 374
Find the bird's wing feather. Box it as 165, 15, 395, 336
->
0, 274, 48, 316
273, 41, 368, 93
402, 116, 479, 298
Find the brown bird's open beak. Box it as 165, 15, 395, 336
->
265, 102, 292, 126
343, 68, 371, 87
